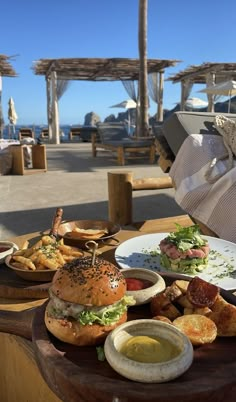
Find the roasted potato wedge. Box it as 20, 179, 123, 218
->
209, 300, 236, 336
150, 293, 181, 321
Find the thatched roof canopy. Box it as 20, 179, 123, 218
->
168, 62, 236, 84
32, 57, 180, 81
0, 54, 17, 77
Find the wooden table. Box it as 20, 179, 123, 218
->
0, 215, 196, 402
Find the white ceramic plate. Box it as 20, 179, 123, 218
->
115, 233, 236, 290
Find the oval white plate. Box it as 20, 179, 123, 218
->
115, 233, 236, 290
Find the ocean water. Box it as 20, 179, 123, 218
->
2, 124, 75, 142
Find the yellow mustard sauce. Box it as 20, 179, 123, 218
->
120, 335, 181, 363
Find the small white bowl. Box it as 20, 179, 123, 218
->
104, 319, 193, 383
121, 268, 166, 305
0, 241, 18, 264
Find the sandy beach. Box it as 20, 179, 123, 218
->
0, 142, 184, 239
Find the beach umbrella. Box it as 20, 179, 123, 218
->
199, 80, 236, 113
8, 97, 18, 137
110, 99, 137, 134
185, 97, 208, 110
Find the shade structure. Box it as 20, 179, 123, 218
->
8, 97, 18, 137
185, 97, 208, 110
110, 99, 137, 134
199, 80, 236, 112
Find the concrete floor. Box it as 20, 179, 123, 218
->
0, 143, 184, 239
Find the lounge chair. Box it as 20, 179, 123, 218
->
92, 122, 156, 165
18, 128, 35, 141
69, 127, 81, 141
40, 128, 49, 139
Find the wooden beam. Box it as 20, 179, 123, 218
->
133, 177, 173, 190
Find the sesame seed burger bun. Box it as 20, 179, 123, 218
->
50, 256, 126, 306
45, 256, 130, 346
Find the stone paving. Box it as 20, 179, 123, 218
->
0, 142, 184, 239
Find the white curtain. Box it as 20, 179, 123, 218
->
56, 79, 71, 100
148, 72, 159, 103
121, 80, 138, 102
181, 79, 194, 110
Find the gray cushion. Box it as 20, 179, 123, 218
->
97, 122, 128, 142
162, 111, 236, 155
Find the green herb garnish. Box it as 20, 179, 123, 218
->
166, 224, 207, 251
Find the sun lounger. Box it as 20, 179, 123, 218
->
18, 128, 35, 141
92, 122, 156, 165
69, 126, 98, 142
40, 128, 49, 139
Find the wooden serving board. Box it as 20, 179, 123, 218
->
31, 283, 236, 402
1, 274, 234, 402
0, 263, 50, 299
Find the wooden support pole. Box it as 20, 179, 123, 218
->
108, 171, 133, 225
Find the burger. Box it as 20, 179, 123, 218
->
45, 256, 135, 346
159, 224, 210, 275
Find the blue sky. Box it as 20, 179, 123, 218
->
1, 0, 235, 125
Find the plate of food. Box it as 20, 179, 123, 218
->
57, 219, 121, 248
115, 225, 236, 290
5, 235, 83, 282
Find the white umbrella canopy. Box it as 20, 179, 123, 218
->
110, 99, 137, 109
110, 99, 137, 134
185, 97, 208, 109
199, 80, 236, 112
8, 97, 18, 137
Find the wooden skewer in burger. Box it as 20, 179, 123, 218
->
45, 241, 135, 346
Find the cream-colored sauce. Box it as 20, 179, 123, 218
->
120, 335, 180, 363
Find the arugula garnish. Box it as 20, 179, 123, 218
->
166, 224, 207, 251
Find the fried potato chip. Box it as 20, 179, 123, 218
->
173, 314, 217, 346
